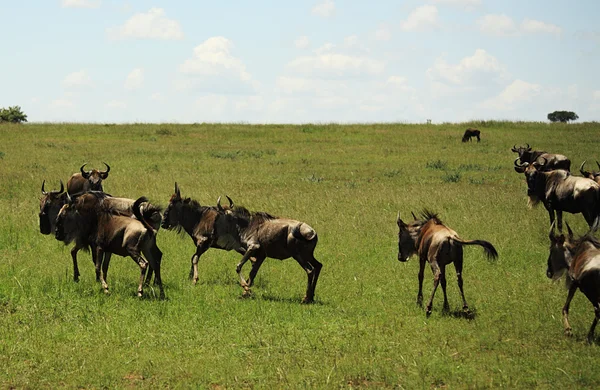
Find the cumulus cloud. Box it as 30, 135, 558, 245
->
478, 15, 562, 37
107, 8, 184, 40
125, 68, 144, 90
374, 24, 391, 41
432, 0, 480, 10
480, 79, 542, 110
312, 0, 335, 17
401, 5, 439, 32
521, 19, 562, 35
105, 100, 127, 109
295, 36, 310, 49
61, 0, 101, 8
63, 70, 94, 88
286, 53, 385, 78
50, 98, 75, 108
427, 49, 509, 85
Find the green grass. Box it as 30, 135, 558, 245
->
1, 121, 600, 388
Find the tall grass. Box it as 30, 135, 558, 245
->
1, 122, 600, 388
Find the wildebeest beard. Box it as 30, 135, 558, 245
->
527, 193, 541, 208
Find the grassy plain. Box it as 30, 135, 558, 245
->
1, 121, 600, 388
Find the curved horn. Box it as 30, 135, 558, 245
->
411, 211, 417, 220
58, 180, 64, 194
511, 144, 517, 152
80, 163, 90, 179
42, 180, 47, 195
566, 222, 574, 240
66, 192, 72, 204
216, 196, 223, 211
226, 195, 234, 209
514, 158, 529, 168
174, 182, 180, 198
580, 160, 588, 176
549, 220, 556, 240
596, 161, 600, 171
102, 162, 110, 174
525, 143, 530, 150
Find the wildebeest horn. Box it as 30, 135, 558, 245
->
80, 163, 90, 179
548, 220, 556, 240
514, 158, 528, 168
66, 192, 72, 203
226, 195, 234, 209
596, 161, 600, 171
216, 196, 223, 211
580, 160, 588, 176
174, 182, 181, 198
566, 222, 574, 239
58, 180, 64, 194
100, 162, 110, 179
511, 144, 517, 152
411, 211, 417, 220
42, 180, 47, 195
42, 180, 64, 195
525, 143, 530, 150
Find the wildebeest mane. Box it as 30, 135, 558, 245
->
419, 209, 442, 225
231, 205, 277, 229
171, 197, 218, 235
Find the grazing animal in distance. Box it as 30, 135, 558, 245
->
160, 183, 247, 284
397, 210, 498, 316
216, 196, 322, 303
67, 162, 110, 195
514, 157, 600, 231
579, 161, 600, 184
547, 222, 600, 343
511, 144, 571, 172
462, 128, 481, 142
55, 194, 164, 298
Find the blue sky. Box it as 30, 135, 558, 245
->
1, 0, 599, 123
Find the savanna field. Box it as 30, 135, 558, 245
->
2, 121, 600, 388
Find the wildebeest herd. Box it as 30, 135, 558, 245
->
38, 140, 600, 342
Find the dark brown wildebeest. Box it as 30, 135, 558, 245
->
216, 196, 322, 303
514, 157, 600, 230
66, 162, 110, 195
547, 222, 600, 343
160, 183, 246, 284
397, 210, 498, 316
461, 128, 480, 142
511, 144, 571, 171
579, 161, 600, 184
55, 194, 164, 298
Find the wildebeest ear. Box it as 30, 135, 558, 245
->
411, 211, 417, 220
511, 145, 517, 152
548, 220, 556, 241
216, 196, 223, 211
174, 182, 181, 199
396, 212, 406, 227
565, 222, 574, 239
226, 195, 234, 209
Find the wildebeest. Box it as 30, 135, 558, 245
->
66, 162, 110, 195
511, 144, 571, 171
462, 128, 480, 142
547, 222, 600, 343
514, 157, 600, 230
55, 193, 164, 298
215, 196, 322, 303
160, 183, 246, 284
579, 161, 600, 184
397, 210, 498, 316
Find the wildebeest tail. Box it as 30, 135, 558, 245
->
292, 223, 317, 241
133, 196, 157, 235
453, 237, 498, 260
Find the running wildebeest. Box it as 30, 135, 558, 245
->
514, 157, 600, 230
55, 194, 164, 298
160, 183, 247, 284
216, 196, 322, 303
462, 128, 480, 142
397, 210, 498, 316
511, 144, 571, 171
67, 162, 110, 195
579, 161, 600, 184
547, 222, 600, 343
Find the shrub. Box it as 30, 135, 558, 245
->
0, 106, 27, 123
547, 111, 578, 123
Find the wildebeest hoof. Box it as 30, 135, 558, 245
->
564, 328, 573, 337
241, 290, 253, 298
426, 308, 432, 317
301, 297, 314, 304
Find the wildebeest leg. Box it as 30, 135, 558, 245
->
131, 253, 149, 297
293, 254, 322, 303
476, 134, 480, 142
101, 253, 112, 295
242, 253, 265, 298
143, 246, 164, 299
562, 283, 578, 337
90, 243, 100, 282
426, 261, 441, 316
190, 239, 210, 285
307, 256, 323, 303
556, 210, 563, 232
96, 248, 110, 294
70, 245, 81, 282
417, 257, 426, 307
454, 257, 468, 311
237, 243, 260, 289
440, 265, 449, 312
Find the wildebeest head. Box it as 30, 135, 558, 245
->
216, 195, 235, 213
514, 157, 549, 203
80, 162, 110, 190
546, 221, 574, 280
54, 200, 74, 242
396, 212, 419, 262
579, 160, 600, 182
511, 144, 532, 161
39, 180, 65, 235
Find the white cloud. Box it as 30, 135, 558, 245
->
50, 99, 75, 108
61, 0, 101, 8
344, 35, 359, 47
521, 19, 562, 35
295, 36, 310, 49
374, 24, 391, 41
401, 5, 439, 32
286, 53, 385, 78
477, 14, 518, 36
427, 49, 509, 85
106, 100, 127, 109
63, 70, 93, 88
480, 79, 541, 111
314, 43, 335, 54
312, 0, 335, 17
432, 0, 480, 10
149, 92, 164, 101
107, 8, 184, 40
125, 68, 144, 90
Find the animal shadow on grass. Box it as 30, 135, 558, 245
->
257, 293, 325, 305
441, 306, 477, 320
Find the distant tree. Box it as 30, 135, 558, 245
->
0, 106, 28, 123
547, 110, 579, 123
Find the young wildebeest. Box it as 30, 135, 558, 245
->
55, 193, 164, 298
66, 162, 110, 195
461, 128, 480, 142
579, 161, 600, 184
160, 183, 246, 284
514, 157, 600, 231
217, 196, 323, 303
511, 144, 571, 171
397, 210, 498, 316
547, 222, 600, 343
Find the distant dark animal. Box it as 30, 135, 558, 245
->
511, 144, 571, 171
216, 196, 322, 303
160, 183, 246, 284
514, 157, 600, 230
55, 193, 164, 298
461, 128, 480, 142
66, 162, 110, 195
397, 210, 498, 316
579, 161, 600, 184
547, 222, 600, 343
